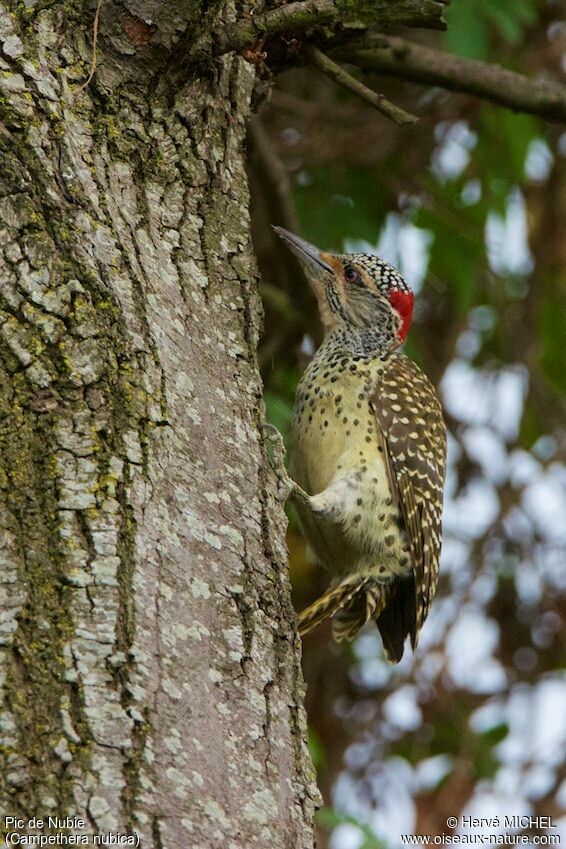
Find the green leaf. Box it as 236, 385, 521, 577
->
539, 292, 566, 395
474, 745, 499, 779
478, 108, 540, 185
307, 727, 326, 772
482, 3, 523, 43
415, 205, 483, 316
294, 165, 392, 250
472, 723, 509, 779
269, 365, 302, 401
444, 0, 490, 58
445, 0, 538, 55
484, 0, 538, 35
519, 403, 546, 450
316, 808, 387, 849
481, 722, 509, 746
264, 391, 294, 445
513, 0, 537, 25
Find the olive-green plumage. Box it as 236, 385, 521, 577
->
270, 227, 446, 662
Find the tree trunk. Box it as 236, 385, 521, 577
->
0, 3, 318, 846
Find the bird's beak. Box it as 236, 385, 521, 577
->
273, 226, 334, 275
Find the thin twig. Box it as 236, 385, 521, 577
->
306, 46, 418, 126
76, 0, 102, 94
338, 33, 566, 124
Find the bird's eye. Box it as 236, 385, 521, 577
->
344, 265, 360, 284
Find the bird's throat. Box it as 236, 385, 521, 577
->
323, 325, 397, 359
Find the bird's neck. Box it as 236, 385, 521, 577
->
321, 325, 398, 360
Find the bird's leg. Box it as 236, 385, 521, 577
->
261, 424, 312, 507
261, 424, 350, 523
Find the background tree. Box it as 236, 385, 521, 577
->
0, 1, 564, 847
251, 2, 566, 846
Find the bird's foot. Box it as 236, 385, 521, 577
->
261, 423, 295, 502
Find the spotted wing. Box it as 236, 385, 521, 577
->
371, 353, 446, 653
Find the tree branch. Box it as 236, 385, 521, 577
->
306, 46, 418, 125
190, 0, 448, 61
338, 34, 566, 124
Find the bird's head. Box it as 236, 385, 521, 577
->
274, 226, 414, 350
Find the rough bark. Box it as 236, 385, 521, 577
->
0, 2, 318, 846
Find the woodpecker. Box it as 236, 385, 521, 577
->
266, 227, 446, 662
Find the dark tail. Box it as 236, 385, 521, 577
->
375, 576, 417, 663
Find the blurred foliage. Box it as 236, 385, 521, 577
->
539, 294, 566, 396
445, 0, 537, 59
317, 809, 387, 849
250, 0, 566, 846
294, 166, 393, 249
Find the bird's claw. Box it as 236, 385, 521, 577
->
261, 423, 294, 502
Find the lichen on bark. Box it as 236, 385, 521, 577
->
0, 2, 319, 845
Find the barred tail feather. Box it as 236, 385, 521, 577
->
332, 582, 389, 643
298, 576, 371, 637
